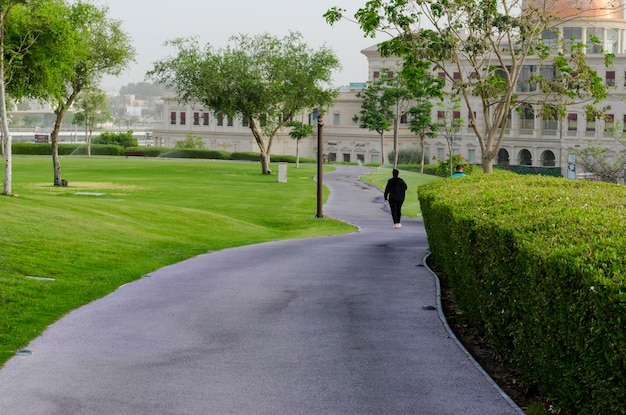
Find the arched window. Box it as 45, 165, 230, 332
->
541, 150, 556, 166
519, 149, 532, 166
497, 148, 510, 166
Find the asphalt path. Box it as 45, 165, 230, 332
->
0, 165, 523, 415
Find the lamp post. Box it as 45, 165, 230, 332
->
316, 113, 324, 218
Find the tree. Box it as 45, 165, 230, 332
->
1, 0, 36, 195
436, 98, 465, 176
73, 88, 111, 157
9, 1, 134, 186
286, 120, 313, 168
353, 81, 394, 167
575, 143, 626, 183
326, 0, 611, 173
147, 32, 340, 174
174, 134, 204, 149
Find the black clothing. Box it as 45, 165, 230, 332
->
384, 176, 408, 225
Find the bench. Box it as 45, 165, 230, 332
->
124, 151, 146, 158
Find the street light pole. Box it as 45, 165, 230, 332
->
316, 114, 324, 218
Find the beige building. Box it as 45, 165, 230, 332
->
153, 1, 626, 179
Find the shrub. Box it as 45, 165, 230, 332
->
388, 148, 423, 165
419, 174, 626, 414
93, 131, 137, 148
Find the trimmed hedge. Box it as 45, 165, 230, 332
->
419, 173, 626, 414
13, 142, 122, 156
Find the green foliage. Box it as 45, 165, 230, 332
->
174, 134, 205, 149
326, 1, 610, 172
435, 154, 473, 176
419, 174, 626, 414
388, 148, 423, 165
13, 142, 122, 156
157, 148, 231, 159
147, 32, 340, 173
286, 120, 313, 140
93, 131, 137, 148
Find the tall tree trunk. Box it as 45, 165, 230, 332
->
393, 115, 399, 168
379, 132, 385, 168
420, 133, 426, 174
249, 119, 272, 174
0, 18, 11, 195
296, 138, 300, 168
51, 106, 68, 186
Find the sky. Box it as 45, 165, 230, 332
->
91, 0, 383, 93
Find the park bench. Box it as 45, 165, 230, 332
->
124, 151, 146, 158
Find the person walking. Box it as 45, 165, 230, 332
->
384, 169, 408, 228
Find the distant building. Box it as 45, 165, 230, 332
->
153, 0, 626, 177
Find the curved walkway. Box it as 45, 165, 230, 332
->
0, 165, 523, 415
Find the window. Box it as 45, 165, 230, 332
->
373, 71, 380, 80
567, 113, 578, 131
563, 27, 582, 52
333, 114, 340, 125
343, 153, 350, 162
623, 115, 626, 133
587, 27, 604, 54
452, 111, 461, 128
203, 112, 209, 125
227, 116, 233, 127
400, 113, 408, 124
437, 148, 444, 160
519, 104, 534, 130
606, 71, 615, 86
518, 65, 537, 92
453, 72, 461, 80
437, 111, 445, 127
606, 28, 618, 54
170, 112, 176, 125
543, 106, 558, 130
180, 112, 186, 125
242, 115, 249, 128
586, 114, 596, 132
438, 72, 445, 86
193, 112, 200, 126
217, 113, 224, 126
468, 149, 476, 164
604, 114, 614, 133
541, 28, 559, 53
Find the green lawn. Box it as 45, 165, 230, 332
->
361, 167, 442, 218
0, 156, 356, 366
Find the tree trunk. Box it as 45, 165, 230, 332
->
482, 153, 494, 173
249, 119, 272, 174
420, 133, 425, 174
51, 107, 68, 186
379, 132, 385, 168
296, 138, 300, 168
85, 125, 90, 157
393, 116, 399, 168
0, 23, 11, 195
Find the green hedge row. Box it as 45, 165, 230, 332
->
418, 173, 626, 414
12, 143, 316, 164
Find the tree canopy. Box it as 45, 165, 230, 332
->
147, 32, 341, 174
326, 0, 612, 173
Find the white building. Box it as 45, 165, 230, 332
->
153, 0, 626, 178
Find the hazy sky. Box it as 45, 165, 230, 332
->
92, 0, 382, 92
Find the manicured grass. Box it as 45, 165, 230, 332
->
361, 167, 442, 217
1, 156, 355, 366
